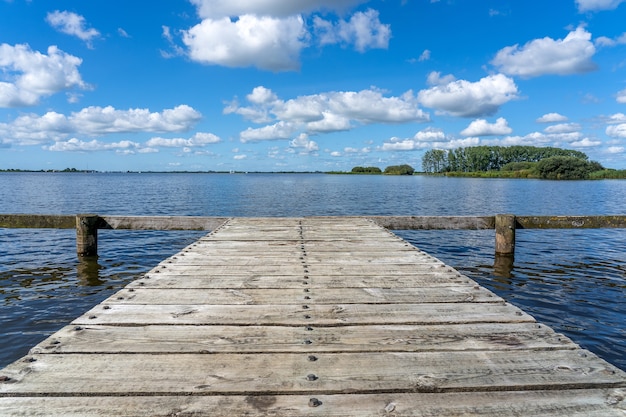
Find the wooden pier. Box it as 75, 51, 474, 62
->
1, 217, 625, 416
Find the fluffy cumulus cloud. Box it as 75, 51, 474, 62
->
0, 105, 203, 146
313, 9, 391, 52
491, 27, 597, 77
417, 73, 519, 117
46, 11, 100, 47
605, 112, 626, 138
146, 132, 221, 147
381, 132, 480, 151
181, 0, 389, 71
460, 117, 512, 136
0, 43, 88, 107
536, 113, 568, 123
227, 86, 430, 142
289, 133, 319, 153
543, 123, 581, 134
182, 15, 308, 71
46, 138, 141, 153
576, 0, 626, 12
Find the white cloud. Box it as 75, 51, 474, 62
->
69, 105, 202, 134
460, 117, 512, 136
247, 86, 279, 105
595, 32, 626, 46
576, 0, 626, 12
188, 0, 368, 19
0, 105, 202, 146
182, 15, 307, 71
0, 43, 88, 107
606, 123, 626, 138
536, 112, 568, 123
240, 121, 297, 142
617, 88, 626, 103
417, 74, 519, 117
289, 133, 319, 153
229, 86, 430, 141
571, 137, 602, 147
543, 123, 581, 134
426, 71, 456, 86
607, 146, 625, 153
183, 1, 387, 71
46, 138, 140, 152
46, 11, 100, 47
608, 113, 626, 123
146, 132, 221, 147
381, 127, 471, 151
414, 127, 446, 142
306, 112, 352, 132
491, 27, 597, 77
344, 146, 370, 153
314, 9, 391, 52
418, 49, 431, 61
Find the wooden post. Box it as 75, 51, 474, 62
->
495, 214, 516, 256
76, 214, 99, 257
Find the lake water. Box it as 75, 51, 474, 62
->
0, 172, 625, 370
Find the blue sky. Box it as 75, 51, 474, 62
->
1, 0, 626, 172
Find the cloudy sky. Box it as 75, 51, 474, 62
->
1, 0, 626, 171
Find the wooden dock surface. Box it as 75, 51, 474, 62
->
1, 217, 625, 416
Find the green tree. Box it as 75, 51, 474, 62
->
535, 156, 602, 180
384, 164, 415, 175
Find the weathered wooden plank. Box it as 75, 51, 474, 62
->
2, 390, 625, 417
99, 215, 230, 231
101, 286, 499, 305
2, 351, 624, 395
0, 214, 76, 229
367, 215, 496, 230
148, 264, 454, 276
71, 302, 535, 326
162, 253, 442, 265
128, 274, 474, 289
31, 323, 576, 354
516, 215, 626, 229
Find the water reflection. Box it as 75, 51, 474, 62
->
493, 254, 514, 279
76, 258, 104, 286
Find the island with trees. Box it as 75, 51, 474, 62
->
421, 146, 626, 180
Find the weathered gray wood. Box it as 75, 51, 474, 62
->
99, 215, 230, 231
76, 214, 99, 257
30, 323, 576, 354
98, 286, 500, 305
367, 215, 496, 230
495, 214, 516, 255
0, 214, 76, 229
516, 215, 626, 229
129, 274, 474, 289
71, 303, 535, 326
0, 390, 624, 417
2, 350, 624, 395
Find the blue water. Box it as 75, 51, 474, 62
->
0, 172, 625, 370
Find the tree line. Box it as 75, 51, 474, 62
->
420, 146, 625, 180
350, 164, 415, 175
422, 146, 589, 173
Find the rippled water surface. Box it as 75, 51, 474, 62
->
1, 172, 625, 370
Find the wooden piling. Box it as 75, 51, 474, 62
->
495, 214, 516, 256
76, 214, 99, 257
